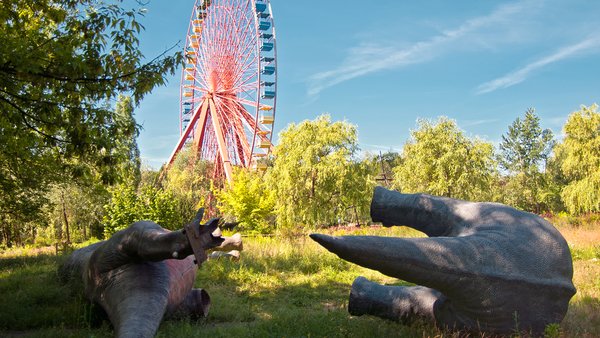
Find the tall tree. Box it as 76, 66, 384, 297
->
0, 0, 181, 245
112, 95, 141, 187
498, 108, 555, 212
44, 181, 107, 245
554, 104, 600, 214
499, 108, 554, 174
267, 115, 374, 229
393, 117, 498, 201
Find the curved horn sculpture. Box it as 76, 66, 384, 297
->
310, 187, 576, 335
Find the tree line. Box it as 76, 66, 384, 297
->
214, 106, 600, 234
102, 106, 600, 238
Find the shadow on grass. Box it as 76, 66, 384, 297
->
562, 296, 600, 337
0, 253, 112, 337
155, 243, 437, 338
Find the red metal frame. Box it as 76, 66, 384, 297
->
168, 0, 277, 185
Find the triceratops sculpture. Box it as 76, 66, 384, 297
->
59, 209, 242, 338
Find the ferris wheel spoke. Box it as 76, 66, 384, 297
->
218, 97, 252, 162
193, 100, 211, 155
168, 98, 207, 165
228, 80, 258, 97
236, 97, 259, 108
234, 100, 271, 142
231, 59, 258, 91
220, 101, 250, 165
208, 98, 233, 181
234, 70, 259, 91
223, 13, 255, 84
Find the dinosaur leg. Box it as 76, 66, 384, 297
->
166, 288, 211, 320
98, 262, 171, 338
370, 186, 478, 237
349, 277, 444, 323
88, 221, 193, 275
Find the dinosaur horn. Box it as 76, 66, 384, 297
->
186, 208, 205, 229
212, 233, 243, 252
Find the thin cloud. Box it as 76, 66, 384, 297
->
476, 36, 600, 94
307, 1, 535, 97
361, 143, 403, 152
461, 118, 500, 127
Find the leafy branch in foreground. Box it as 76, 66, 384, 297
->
0, 0, 182, 245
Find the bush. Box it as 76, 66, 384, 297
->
103, 184, 179, 237
215, 168, 275, 234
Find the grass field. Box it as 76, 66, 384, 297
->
0, 225, 598, 337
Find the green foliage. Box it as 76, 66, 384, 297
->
0, 0, 181, 246
215, 168, 275, 234
393, 117, 498, 201
137, 185, 179, 230
544, 323, 561, 338
362, 151, 401, 190
103, 184, 179, 237
499, 108, 554, 174
267, 115, 374, 229
555, 104, 600, 214
161, 145, 214, 225
498, 109, 556, 213
102, 185, 139, 237
112, 95, 142, 187
43, 182, 107, 245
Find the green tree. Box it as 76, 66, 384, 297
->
267, 115, 374, 229
498, 108, 555, 212
215, 168, 275, 234
102, 184, 139, 237
393, 117, 498, 201
103, 184, 179, 237
112, 95, 141, 187
0, 0, 181, 245
554, 104, 600, 214
160, 145, 214, 226
42, 182, 107, 246
499, 108, 554, 174
364, 151, 402, 188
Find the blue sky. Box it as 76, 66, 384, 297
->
135, 0, 600, 168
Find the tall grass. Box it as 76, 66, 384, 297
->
0, 225, 598, 337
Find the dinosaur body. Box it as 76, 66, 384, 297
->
60, 216, 241, 338
311, 186, 576, 335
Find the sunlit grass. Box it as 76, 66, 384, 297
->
0, 225, 598, 337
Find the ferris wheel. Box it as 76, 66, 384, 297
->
167, 0, 277, 183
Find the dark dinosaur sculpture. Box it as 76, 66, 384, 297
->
310, 186, 576, 335
59, 209, 242, 338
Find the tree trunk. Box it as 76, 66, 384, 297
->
354, 206, 360, 227
61, 190, 71, 244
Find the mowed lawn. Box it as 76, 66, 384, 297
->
0, 225, 598, 338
